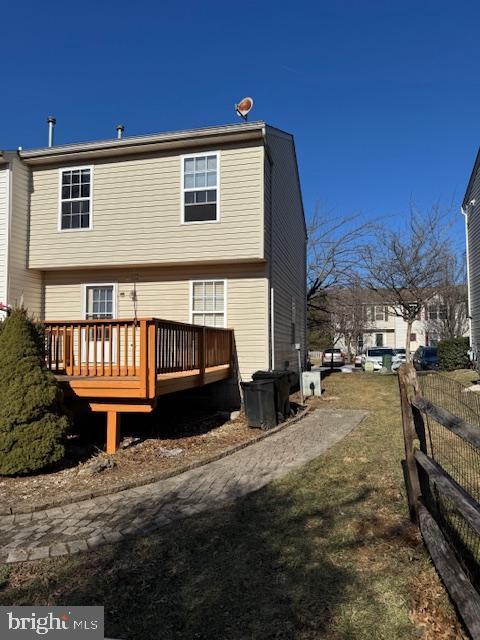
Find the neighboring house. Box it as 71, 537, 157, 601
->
330, 291, 467, 355
463, 147, 480, 357
0, 121, 306, 448
358, 300, 466, 351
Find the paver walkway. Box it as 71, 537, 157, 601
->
0, 409, 367, 563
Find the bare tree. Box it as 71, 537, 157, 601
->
331, 284, 373, 360
423, 254, 468, 341
307, 205, 374, 313
308, 281, 373, 360
361, 204, 451, 359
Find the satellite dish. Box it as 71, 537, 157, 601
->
235, 97, 254, 121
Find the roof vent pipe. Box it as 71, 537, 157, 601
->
47, 116, 56, 147
116, 124, 125, 139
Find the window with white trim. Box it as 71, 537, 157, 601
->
85, 285, 114, 319
60, 167, 92, 229
191, 281, 225, 327
183, 154, 218, 222
427, 304, 447, 321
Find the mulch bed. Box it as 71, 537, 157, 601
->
0, 393, 304, 514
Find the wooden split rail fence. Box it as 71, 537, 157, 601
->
398, 364, 480, 639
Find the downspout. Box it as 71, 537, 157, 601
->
462, 204, 473, 348
262, 125, 275, 370
4, 161, 12, 311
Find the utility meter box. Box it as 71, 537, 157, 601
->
302, 371, 322, 397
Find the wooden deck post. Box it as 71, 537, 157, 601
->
199, 326, 206, 383
106, 411, 121, 454
398, 363, 422, 523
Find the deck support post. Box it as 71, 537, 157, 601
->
106, 411, 121, 454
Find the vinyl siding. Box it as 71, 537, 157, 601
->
43, 263, 269, 380
0, 166, 8, 312
466, 169, 480, 354
29, 143, 265, 270
266, 128, 307, 372
8, 159, 43, 316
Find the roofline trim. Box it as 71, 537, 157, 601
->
463, 146, 480, 209
20, 121, 267, 160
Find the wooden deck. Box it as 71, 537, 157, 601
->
44, 318, 234, 452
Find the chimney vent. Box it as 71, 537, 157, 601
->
116, 124, 125, 139
47, 116, 56, 147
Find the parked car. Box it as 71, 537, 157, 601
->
354, 354, 363, 368
322, 348, 346, 367
361, 347, 394, 371
391, 348, 406, 372
413, 346, 439, 371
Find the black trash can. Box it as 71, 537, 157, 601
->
286, 370, 299, 393
252, 370, 291, 421
241, 379, 277, 430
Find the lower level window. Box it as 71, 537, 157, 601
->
85, 285, 114, 319
375, 333, 384, 347
191, 280, 225, 327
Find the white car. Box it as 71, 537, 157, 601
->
391, 348, 406, 371
361, 347, 394, 371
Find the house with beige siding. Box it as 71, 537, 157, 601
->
0, 121, 306, 449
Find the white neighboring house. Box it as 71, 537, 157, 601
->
336, 297, 468, 355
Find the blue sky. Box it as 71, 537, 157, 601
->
2, 0, 478, 247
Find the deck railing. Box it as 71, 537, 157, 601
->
43, 318, 234, 396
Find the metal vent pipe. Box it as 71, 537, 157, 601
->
47, 116, 56, 147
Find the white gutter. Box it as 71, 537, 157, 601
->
3, 163, 12, 312
262, 124, 275, 371
462, 204, 473, 348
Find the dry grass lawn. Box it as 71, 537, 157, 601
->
0, 371, 470, 639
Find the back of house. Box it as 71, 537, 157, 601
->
0, 121, 306, 384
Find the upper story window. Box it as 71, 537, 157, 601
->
365, 305, 388, 322
60, 167, 92, 230
182, 153, 219, 223
427, 304, 447, 321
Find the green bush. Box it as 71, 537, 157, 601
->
0, 309, 70, 475
437, 337, 470, 371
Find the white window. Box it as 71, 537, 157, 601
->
60, 166, 93, 230
366, 305, 388, 321
84, 285, 115, 319
182, 153, 219, 223
375, 306, 388, 321
427, 304, 447, 321
191, 280, 225, 327
82, 284, 116, 363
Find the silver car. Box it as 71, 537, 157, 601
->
322, 348, 346, 367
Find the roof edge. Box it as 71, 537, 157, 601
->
20, 121, 268, 161
463, 146, 480, 209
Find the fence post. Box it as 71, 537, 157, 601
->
398, 363, 422, 523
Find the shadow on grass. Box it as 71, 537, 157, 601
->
0, 482, 372, 640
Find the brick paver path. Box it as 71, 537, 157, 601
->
0, 409, 366, 563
